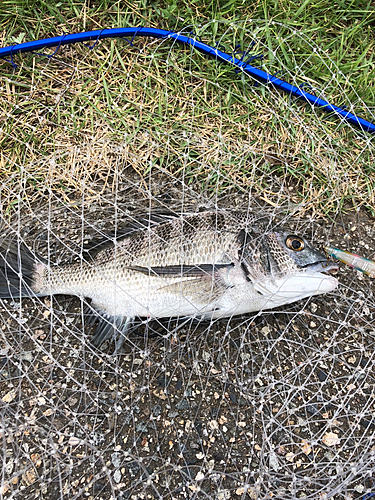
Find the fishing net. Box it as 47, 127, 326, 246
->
0, 20, 374, 500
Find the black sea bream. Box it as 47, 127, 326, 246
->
0, 211, 338, 351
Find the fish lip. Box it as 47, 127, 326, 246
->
304, 261, 339, 274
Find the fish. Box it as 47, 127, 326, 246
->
324, 245, 375, 278
0, 211, 339, 352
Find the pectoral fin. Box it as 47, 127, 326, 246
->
158, 275, 229, 305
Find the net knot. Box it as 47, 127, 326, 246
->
3, 45, 18, 69
122, 26, 144, 47
188, 30, 203, 43
232, 43, 264, 74
82, 29, 105, 50
299, 82, 318, 96
33, 33, 68, 59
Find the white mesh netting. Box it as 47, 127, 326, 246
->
0, 21, 374, 500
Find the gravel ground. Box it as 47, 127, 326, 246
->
1, 189, 375, 500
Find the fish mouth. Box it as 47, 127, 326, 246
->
304, 261, 339, 275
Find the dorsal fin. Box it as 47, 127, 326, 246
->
82, 211, 181, 259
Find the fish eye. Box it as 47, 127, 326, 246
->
285, 235, 305, 252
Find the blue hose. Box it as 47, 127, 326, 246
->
1, 27, 374, 133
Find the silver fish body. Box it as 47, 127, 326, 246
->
0, 211, 338, 350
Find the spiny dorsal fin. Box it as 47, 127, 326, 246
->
82, 211, 181, 259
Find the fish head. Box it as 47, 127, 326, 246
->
240, 229, 339, 304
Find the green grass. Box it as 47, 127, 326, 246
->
0, 1, 374, 216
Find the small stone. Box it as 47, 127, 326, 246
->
269, 451, 279, 471
324, 451, 335, 461
22, 469, 37, 485
317, 369, 328, 382
202, 351, 210, 361
176, 399, 189, 410
0, 484, 9, 495
301, 440, 312, 455
136, 422, 148, 433
126, 462, 140, 478
157, 375, 170, 388
195, 471, 205, 481
209, 420, 219, 430
5, 459, 14, 474
2, 389, 16, 403
306, 404, 319, 416
20, 351, 33, 362
322, 432, 340, 447
68, 437, 80, 446
151, 404, 162, 417
217, 489, 231, 500
247, 487, 257, 500
285, 452, 294, 462
113, 469, 121, 484
188, 484, 200, 492
167, 410, 179, 418
111, 452, 121, 468
153, 389, 167, 400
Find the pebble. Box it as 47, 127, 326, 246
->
113, 469, 121, 484
135, 422, 148, 433
176, 399, 189, 410
306, 404, 319, 415
195, 471, 205, 481
19, 352, 33, 362
68, 437, 80, 446
111, 452, 121, 468
217, 489, 231, 500
151, 405, 161, 417
322, 432, 340, 446
317, 369, 328, 382
167, 410, 179, 418
269, 451, 279, 471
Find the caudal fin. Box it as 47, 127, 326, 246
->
0, 237, 43, 298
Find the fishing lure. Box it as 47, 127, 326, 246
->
324, 246, 375, 278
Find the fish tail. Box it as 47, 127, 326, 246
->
0, 237, 45, 298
